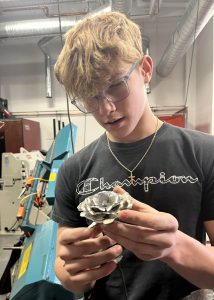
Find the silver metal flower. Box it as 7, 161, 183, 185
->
78, 191, 133, 227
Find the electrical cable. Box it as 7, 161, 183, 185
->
83, 114, 87, 147
19, 192, 37, 206
174, 0, 200, 115
34, 207, 40, 225
5, 220, 18, 232
31, 177, 49, 182
118, 261, 128, 300
57, 0, 75, 154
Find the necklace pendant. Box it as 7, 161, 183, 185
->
128, 172, 135, 184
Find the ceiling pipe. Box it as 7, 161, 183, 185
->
111, 0, 132, 16
149, 0, 158, 16
156, 0, 214, 77
0, 2, 111, 39
1, 5, 88, 18
38, 36, 54, 99
0, 0, 77, 6
0, 18, 76, 38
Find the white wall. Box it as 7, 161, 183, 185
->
184, 17, 214, 133
0, 16, 213, 152
195, 17, 214, 134
0, 40, 105, 151
141, 17, 186, 108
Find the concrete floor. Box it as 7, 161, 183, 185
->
0, 234, 20, 300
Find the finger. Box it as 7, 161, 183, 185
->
68, 261, 117, 284
131, 199, 158, 213
102, 230, 174, 261
102, 223, 176, 248
113, 186, 126, 195
59, 226, 102, 245
118, 210, 178, 231
73, 235, 116, 252
59, 235, 116, 260
97, 233, 161, 260
64, 244, 123, 274
113, 187, 158, 213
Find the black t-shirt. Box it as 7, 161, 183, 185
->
52, 123, 214, 300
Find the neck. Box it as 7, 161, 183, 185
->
106, 114, 160, 184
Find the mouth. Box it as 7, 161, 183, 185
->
104, 117, 125, 130
105, 117, 125, 125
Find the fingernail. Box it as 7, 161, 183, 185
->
113, 254, 123, 264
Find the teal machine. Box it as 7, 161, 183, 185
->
9, 124, 83, 300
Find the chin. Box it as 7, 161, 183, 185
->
110, 129, 134, 142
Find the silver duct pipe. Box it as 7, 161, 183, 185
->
0, 2, 110, 98
45, 53, 52, 98
0, 18, 76, 38
0, 2, 111, 38
157, 0, 214, 77
0, 0, 78, 6
111, 0, 132, 16
38, 37, 54, 98
149, 0, 158, 16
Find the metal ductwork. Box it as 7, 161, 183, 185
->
156, 0, 214, 77
0, 2, 111, 99
0, 18, 76, 38
149, 0, 158, 16
0, 0, 73, 6
38, 36, 54, 99
111, 0, 132, 16
0, 1, 111, 39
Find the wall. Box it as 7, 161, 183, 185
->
141, 16, 186, 108
0, 40, 105, 151
183, 17, 214, 133
0, 16, 213, 152
195, 17, 214, 134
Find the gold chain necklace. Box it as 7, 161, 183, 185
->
106, 117, 159, 184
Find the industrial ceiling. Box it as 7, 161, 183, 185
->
0, 0, 213, 78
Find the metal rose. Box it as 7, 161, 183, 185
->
77, 191, 133, 227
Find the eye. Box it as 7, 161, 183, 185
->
108, 81, 124, 91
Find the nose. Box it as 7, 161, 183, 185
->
98, 97, 116, 114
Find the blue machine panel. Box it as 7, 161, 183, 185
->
10, 123, 82, 300
10, 220, 58, 299
46, 160, 63, 205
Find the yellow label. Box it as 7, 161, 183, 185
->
18, 243, 33, 279
49, 173, 56, 182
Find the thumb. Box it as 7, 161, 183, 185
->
113, 186, 126, 195
131, 199, 158, 213
113, 186, 158, 214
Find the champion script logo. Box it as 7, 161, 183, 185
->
76, 172, 198, 196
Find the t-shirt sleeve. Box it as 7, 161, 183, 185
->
51, 158, 86, 227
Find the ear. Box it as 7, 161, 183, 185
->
139, 55, 153, 83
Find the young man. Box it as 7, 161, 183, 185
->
52, 11, 214, 300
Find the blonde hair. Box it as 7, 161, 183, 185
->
54, 11, 144, 100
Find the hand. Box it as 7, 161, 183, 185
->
57, 225, 123, 291
101, 186, 179, 261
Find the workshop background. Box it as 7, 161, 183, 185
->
0, 0, 213, 152
0, 1, 213, 300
